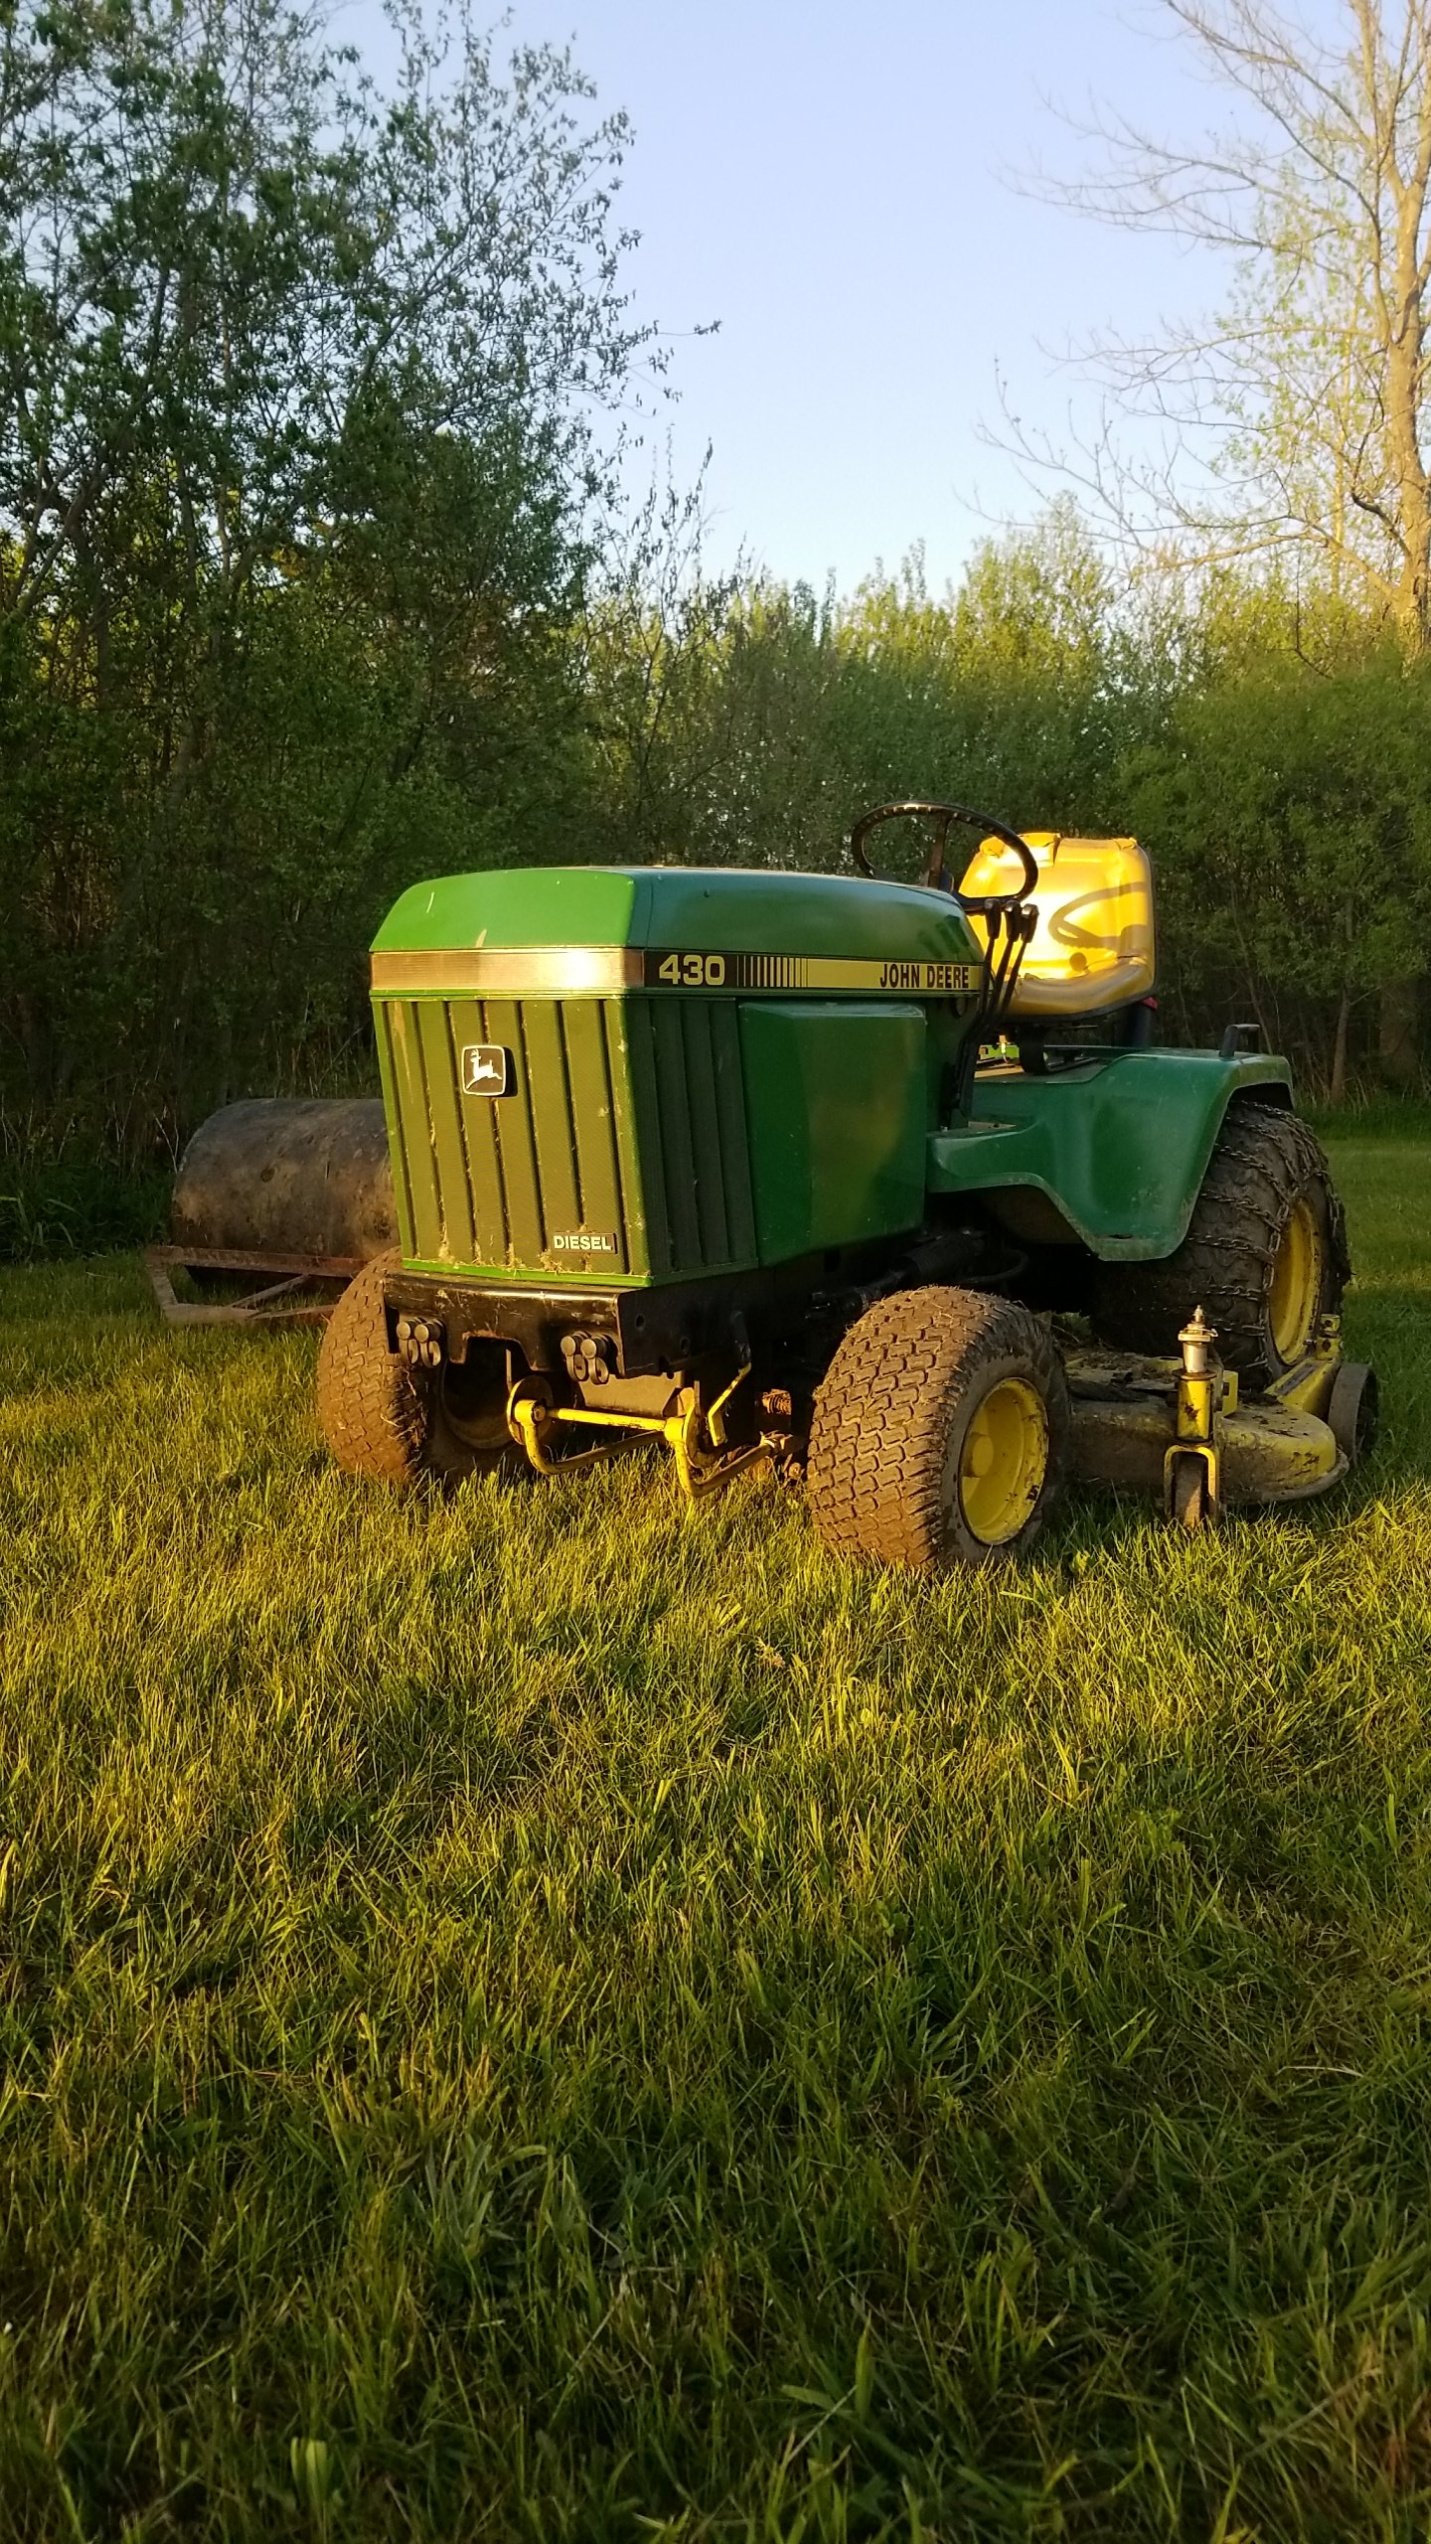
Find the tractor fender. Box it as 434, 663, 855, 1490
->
926, 1051, 1293, 1262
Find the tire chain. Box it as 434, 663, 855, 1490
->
1090, 1101, 1349, 1387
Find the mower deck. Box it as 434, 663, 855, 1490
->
1063, 1327, 1361, 1513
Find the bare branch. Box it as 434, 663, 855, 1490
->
998, 0, 1431, 648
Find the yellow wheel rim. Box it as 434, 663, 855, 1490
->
955, 1377, 1049, 1547
1269, 1197, 1323, 1365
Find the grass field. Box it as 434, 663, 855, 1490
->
1, 1134, 1429, 2542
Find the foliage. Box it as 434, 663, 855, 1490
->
1122, 652, 1431, 1087
999, 0, 1431, 1080
0, 0, 1427, 1163
0, 1151, 166, 1261
0, 0, 649, 1145
580, 510, 1163, 877
0, 1134, 1426, 2536
578, 518, 1426, 1096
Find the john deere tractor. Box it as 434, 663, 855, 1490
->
316, 802, 1375, 1567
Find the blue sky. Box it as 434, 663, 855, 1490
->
345, 0, 1238, 591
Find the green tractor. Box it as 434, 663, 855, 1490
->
317, 802, 1375, 1567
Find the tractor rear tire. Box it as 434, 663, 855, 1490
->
807, 1286, 1070, 1571
317, 1251, 519, 1487
1090, 1102, 1349, 1390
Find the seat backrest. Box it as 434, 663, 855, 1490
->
960, 832, 1156, 1020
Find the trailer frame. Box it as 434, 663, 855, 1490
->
144, 1244, 363, 1328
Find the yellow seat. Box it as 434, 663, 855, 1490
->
961, 832, 1156, 1020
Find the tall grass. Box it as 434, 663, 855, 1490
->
0, 1112, 169, 1263
0, 1135, 1427, 2539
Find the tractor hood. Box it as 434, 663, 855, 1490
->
371, 865, 983, 995
368, 864, 985, 1293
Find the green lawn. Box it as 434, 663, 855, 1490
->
1, 1136, 1429, 2541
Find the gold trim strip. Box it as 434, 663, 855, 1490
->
370, 947, 984, 997
371, 946, 643, 994
792, 958, 982, 993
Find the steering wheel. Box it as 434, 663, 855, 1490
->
848, 800, 1039, 915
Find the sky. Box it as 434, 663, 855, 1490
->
345, 0, 1244, 594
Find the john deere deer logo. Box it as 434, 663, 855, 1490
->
460, 1044, 511, 1097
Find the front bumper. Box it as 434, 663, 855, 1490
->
379, 1264, 753, 1378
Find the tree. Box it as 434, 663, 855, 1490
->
0, 0, 652, 1138
831, 513, 1160, 840
1122, 655, 1431, 1093
1019, 3, 1431, 650
580, 512, 1162, 885
1013, 0, 1431, 1081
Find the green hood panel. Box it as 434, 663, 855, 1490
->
373, 865, 981, 965
372, 863, 983, 1289
930, 1051, 1293, 1261
375, 868, 645, 956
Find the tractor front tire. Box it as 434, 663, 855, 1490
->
1090, 1101, 1349, 1389
317, 1251, 518, 1487
807, 1286, 1070, 1571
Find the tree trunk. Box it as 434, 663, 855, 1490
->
10, 989, 53, 1107
1378, 976, 1422, 1087
1382, 32, 1431, 657
1330, 985, 1351, 1106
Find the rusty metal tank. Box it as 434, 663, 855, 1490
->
170, 1099, 397, 1265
